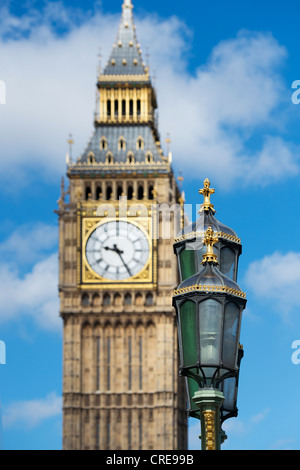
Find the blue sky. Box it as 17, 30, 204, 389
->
1, 0, 300, 450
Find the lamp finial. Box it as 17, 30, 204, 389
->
202, 227, 219, 265
199, 178, 216, 213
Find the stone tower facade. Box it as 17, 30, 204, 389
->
57, 0, 187, 450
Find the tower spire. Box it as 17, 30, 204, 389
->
101, 0, 147, 77
76, 0, 162, 166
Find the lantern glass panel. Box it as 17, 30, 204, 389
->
179, 248, 196, 281
186, 374, 201, 419
179, 300, 197, 367
221, 376, 236, 412
220, 247, 235, 280
222, 301, 240, 368
199, 299, 222, 365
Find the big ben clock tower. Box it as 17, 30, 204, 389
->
57, 0, 187, 450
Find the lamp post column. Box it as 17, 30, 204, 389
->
192, 388, 225, 451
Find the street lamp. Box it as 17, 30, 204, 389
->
173, 179, 246, 448
173, 224, 247, 450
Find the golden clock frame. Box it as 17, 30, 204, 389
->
77, 200, 158, 290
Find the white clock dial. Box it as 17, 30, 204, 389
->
85, 221, 150, 280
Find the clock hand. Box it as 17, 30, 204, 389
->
113, 245, 132, 277
103, 245, 132, 276
118, 253, 132, 277
113, 244, 124, 255
104, 244, 124, 255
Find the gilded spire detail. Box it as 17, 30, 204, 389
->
202, 227, 219, 265
199, 178, 216, 213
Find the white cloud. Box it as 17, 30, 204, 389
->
0, 5, 119, 184
221, 408, 272, 449
0, 223, 57, 265
2, 392, 62, 429
0, 253, 60, 331
269, 439, 295, 450
0, 223, 60, 331
0, 4, 297, 190
241, 136, 299, 187
251, 408, 271, 424
245, 251, 300, 317
153, 30, 298, 189
223, 417, 246, 436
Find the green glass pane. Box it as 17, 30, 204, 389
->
180, 301, 197, 367
179, 249, 196, 280
187, 376, 199, 409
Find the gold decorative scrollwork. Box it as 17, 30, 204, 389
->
202, 411, 216, 451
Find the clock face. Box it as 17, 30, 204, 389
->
85, 220, 150, 281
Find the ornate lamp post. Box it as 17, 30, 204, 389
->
173, 183, 247, 450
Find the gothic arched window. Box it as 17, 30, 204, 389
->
129, 99, 134, 116
137, 137, 144, 150
127, 152, 135, 164
138, 184, 144, 200
106, 152, 114, 164
148, 184, 154, 200
100, 137, 108, 150
96, 186, 102, 200
125, 293, 132, 305
106, 186, 112, 201
145, 293, 153, 306
87, 152, 95, 165
85, 186, 91, 200
127, 185, 133, 200
107, 100, 111, 117
103, 294, 111, 306
82, 293, 90, 307
119, 137, 126, 151
117, 185, 123, 199
146, 152, 153, 164
114, 99, 119, 118
122, 100, 126, 117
